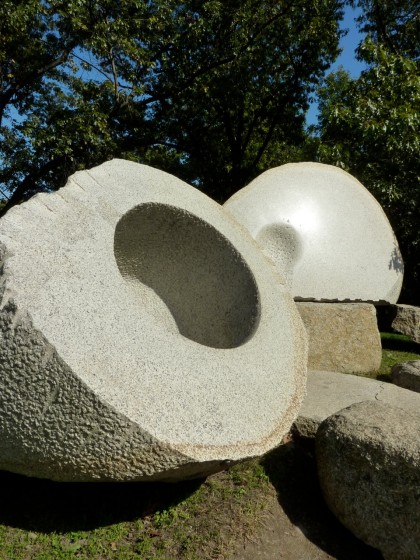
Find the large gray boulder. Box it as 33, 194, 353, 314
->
296, 302, 381, 373
224, 162, 403, 303
391, 361, 420, 393
316, 401, 420, 560
0, 160, 307, 482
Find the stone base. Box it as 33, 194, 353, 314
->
391, 361, 420, 393
296, 302, 382, 374
293, 370, 420, 440
377, 304, 420, 343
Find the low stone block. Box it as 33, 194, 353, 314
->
391, 361, 420, 393
293, 369, 420, 440
316, 401, 420, 560
295, 302, 381, 373
0, 159, 307, 482
377, 304, 420, 343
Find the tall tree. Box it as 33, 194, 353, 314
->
315, 0, 420, 303
0, 0, 345, 213
135, 0, 345, 200
0, 0, 165, 209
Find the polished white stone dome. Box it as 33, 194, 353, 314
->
225, 162, 403, 303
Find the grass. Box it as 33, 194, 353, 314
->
0, 458, 273, 560
379, 332, 420, 376
355, 332, 420, 381
0, 333, 418, 559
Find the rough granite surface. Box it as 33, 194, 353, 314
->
390, 304, 420, 343
0, 159, 307, 481
316, 401, 420, 560
224, 162, 403, 303
293, 369, 420, 440
391, 361, 420, 393
296, 302, 381, 373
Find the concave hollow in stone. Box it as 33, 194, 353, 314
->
256, 223, 302, 286
114, 203, 260, 349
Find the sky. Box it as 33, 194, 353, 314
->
305, 4, 366, 126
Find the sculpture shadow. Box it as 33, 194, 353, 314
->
381, 332, 419, 354
261, 441, 383, 560
388, 245, 404, 273
0, 469, 203, 533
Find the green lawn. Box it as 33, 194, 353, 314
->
0, 458, 272, 560
377, 332, 419, 380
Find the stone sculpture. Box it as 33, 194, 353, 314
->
224, 162, 403, 303
0, 159, 307, 482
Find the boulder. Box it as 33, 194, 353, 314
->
0, 160, 307, 482
391, 361, 420, 393
293, 369, 420, 440
296, 302, 381, 373
388, 304, 420, 343
224, 162, 403, 303
316, 401, 420, 560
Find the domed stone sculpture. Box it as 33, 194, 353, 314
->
0, 160, 307, 482
224, 162, 403, 303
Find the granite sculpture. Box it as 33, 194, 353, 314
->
224, 162, 403, 303
0, 159, 307, 482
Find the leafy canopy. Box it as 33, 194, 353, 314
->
0, 0, 345, 210
315, 0, 420, 303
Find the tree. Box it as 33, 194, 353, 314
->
0, 0, 168, 210
315, 0, 420, 304
0, 0, 345, 214
135, 0, 345, 200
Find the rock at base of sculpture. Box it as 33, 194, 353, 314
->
293, 370, 420, 440
224, 162, 403, 303
0, 159, 307, 482
391, 361, 420, 393
316, 401, 420, 560
378, 304, 420, 344
295, 302, 381, 373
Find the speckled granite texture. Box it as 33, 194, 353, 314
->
0, 160, 307, 481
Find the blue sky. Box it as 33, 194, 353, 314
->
305, 4, 366, 126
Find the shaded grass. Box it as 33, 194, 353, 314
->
0, 459, 272, 560
379, 332, 420, 378
352, 332, 420, 382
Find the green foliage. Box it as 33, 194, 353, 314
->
140, 0, 345, 200
315, 0, 420, 303
0, 0, 345, 211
